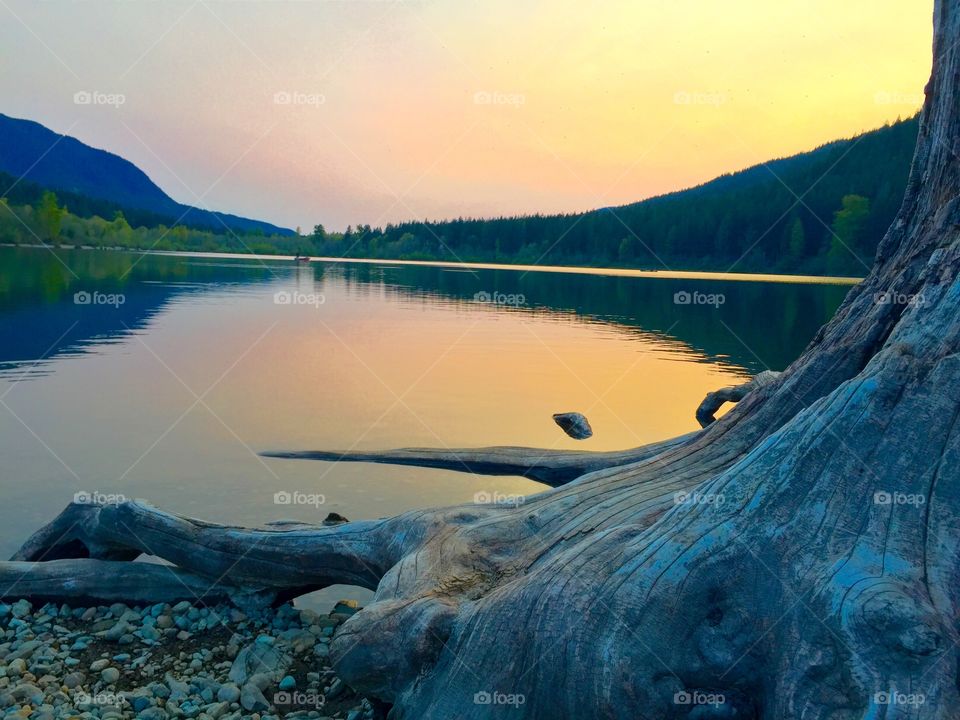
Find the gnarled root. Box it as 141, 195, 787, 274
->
696, 370, 781, 427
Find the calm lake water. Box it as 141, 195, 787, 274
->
0, 247, 853, 604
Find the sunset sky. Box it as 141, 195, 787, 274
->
1, 1, 932, 232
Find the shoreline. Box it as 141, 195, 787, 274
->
0, 597, 374, 720
0, 243, 863, 286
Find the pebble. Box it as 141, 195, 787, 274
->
0, 597, 370, 719
217, 682, 241, 703
138, 709, 168, 720
10, 599, 32, 619
240, 681, 270, 712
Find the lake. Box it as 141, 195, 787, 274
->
0, 246, 854, 605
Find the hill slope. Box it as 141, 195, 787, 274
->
325, 116, 919, 275
0, 113, 292, 236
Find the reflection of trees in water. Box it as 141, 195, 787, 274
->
329, 263, 852, 373
0, 249, 283, 376
0, 249, 852, 378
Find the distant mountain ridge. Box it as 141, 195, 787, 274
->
0, 113, 293, 236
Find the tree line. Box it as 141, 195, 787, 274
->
1, 115, 918, 277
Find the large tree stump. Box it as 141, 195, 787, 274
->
5, 2, 960, 717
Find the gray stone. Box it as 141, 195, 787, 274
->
10, 600, 32, 619
240, 682, 270, 712
166, 674, 191, 702
216, 683, 240, 703
552, 412, 593, 440
228, 639, 289, 686
205, 701, 231, 719
63, 671, 85, 688
137, 708, 169, 720
6, 640, 41, 661
10, 682, 43, 704
104, 620, 132, 641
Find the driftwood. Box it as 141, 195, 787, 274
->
5, 3, 960, 717
695, 370, 781, 427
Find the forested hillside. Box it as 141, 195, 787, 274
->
310, 116, 919, 275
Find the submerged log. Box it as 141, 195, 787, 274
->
4, 3, 960, 718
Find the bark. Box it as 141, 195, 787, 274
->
695, 370, 780, 427
4, 3, 959, 718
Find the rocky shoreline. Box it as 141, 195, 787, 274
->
0, 598, 377, 720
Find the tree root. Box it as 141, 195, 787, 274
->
696, 370, 781, 427
261, 432, 698, 487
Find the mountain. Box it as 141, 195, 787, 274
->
320, 115, 919, 275
0, 113, 293, 236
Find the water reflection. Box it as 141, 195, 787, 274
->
0, 248, 853, 379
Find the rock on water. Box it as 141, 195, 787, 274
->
552, 412, 593, 439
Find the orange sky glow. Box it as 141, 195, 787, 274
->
1, 0, 933, 230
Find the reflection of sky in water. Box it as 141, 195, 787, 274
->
0, 248, 854, 611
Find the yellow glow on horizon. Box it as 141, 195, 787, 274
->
336, 0, 931, 224
2, 0, 932, 228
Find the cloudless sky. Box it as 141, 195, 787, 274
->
0, 1, 932, 232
